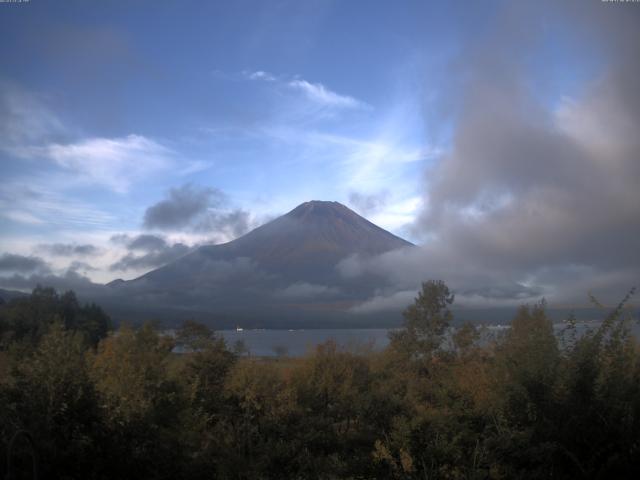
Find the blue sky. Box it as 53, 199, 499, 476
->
0, 1, 476, 277
1, 0, 638, 306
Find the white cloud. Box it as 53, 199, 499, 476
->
20, 134, 171, 193
341, 140, 433, 192
287, 79, 367, 109
0, 82, 66, 148
0, 183, 117, 229
351, 289, 417, 314
368, 196, 423, 232
177, 159, 213, 176
246, 70, 276, 82
2, 210, 45, 225
244, 70, 368, 110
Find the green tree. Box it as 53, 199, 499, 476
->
291, 340, 379, 478
452, 321, 480, 357
175, 320, 236, 478
2, 322, 102, 478
552, 289, 640, 478
176, 320, 235, 419
0, 286, 110, 349
485, 302, 561, 478
389, 280, 455, 359
215, 359, 297, 479
90, 322, 184, 479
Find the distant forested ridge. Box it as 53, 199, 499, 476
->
1, 282, 639, 479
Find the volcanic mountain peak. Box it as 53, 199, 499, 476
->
105, 200, 414, 324
229, 200, 413, 257
129, 200, 412, 289
288, 200, 354, 220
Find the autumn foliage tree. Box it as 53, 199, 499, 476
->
1, 284, 639, 479
389, 280, 455, 359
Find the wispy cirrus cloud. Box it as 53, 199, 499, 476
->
251, 125, 430, 234
261, 127, 433, 190
244, 70, 369, 110
0, 183, 117, 229
1, 83, 205, 196
196, 87, 430, 236
17, 134, 172, 193
287, 78, 366, 109
36, 243, 100, 257
0, 83, 175, 195
0, 81, 66, 148
246, 70, 276, 82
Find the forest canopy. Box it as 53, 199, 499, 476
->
0, 282, 638, 479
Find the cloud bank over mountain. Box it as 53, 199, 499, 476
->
338, 1, 640, 310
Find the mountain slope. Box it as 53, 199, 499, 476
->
0, 288, 29, 303
110, 201, 413, 326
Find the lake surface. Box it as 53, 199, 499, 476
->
219, 328, 392, 357
168, 319, 639, 357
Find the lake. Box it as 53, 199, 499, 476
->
168, 319, 640, 357
218, 328, 392, 357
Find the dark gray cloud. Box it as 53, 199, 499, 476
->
109, 233, 130, 245
418, 2, 639, 275
348, 191, 389, 216
194, 209, 251, 239
143, 183, 253, 241
0, 269, 98, 294
108, 233, 191, 272
343, 2, 640, 310
109, 244, 190, 272
0, 253, 104, 297
68, 260, 98, 273
0, 253, 51, 274
37, 243, 99, 256
143, 184, 226, 230
110, 233, 169, 251
275, 282, 340, 299
127, 234, 168, 251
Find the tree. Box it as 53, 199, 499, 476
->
389, 280, 455, 359
175, 319, 215, 352
486, 302, 561, 478
176, 320, 234, 414
291, 340, 378, 478
0, 286, 110, 349
217, 359, 296, 479
552, 288, 640, 477
174, 320, 236, 478
2, 322, 102, 478
452, 321, 480, 357
90, 322, 184, 479
75, 302, 111, 347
